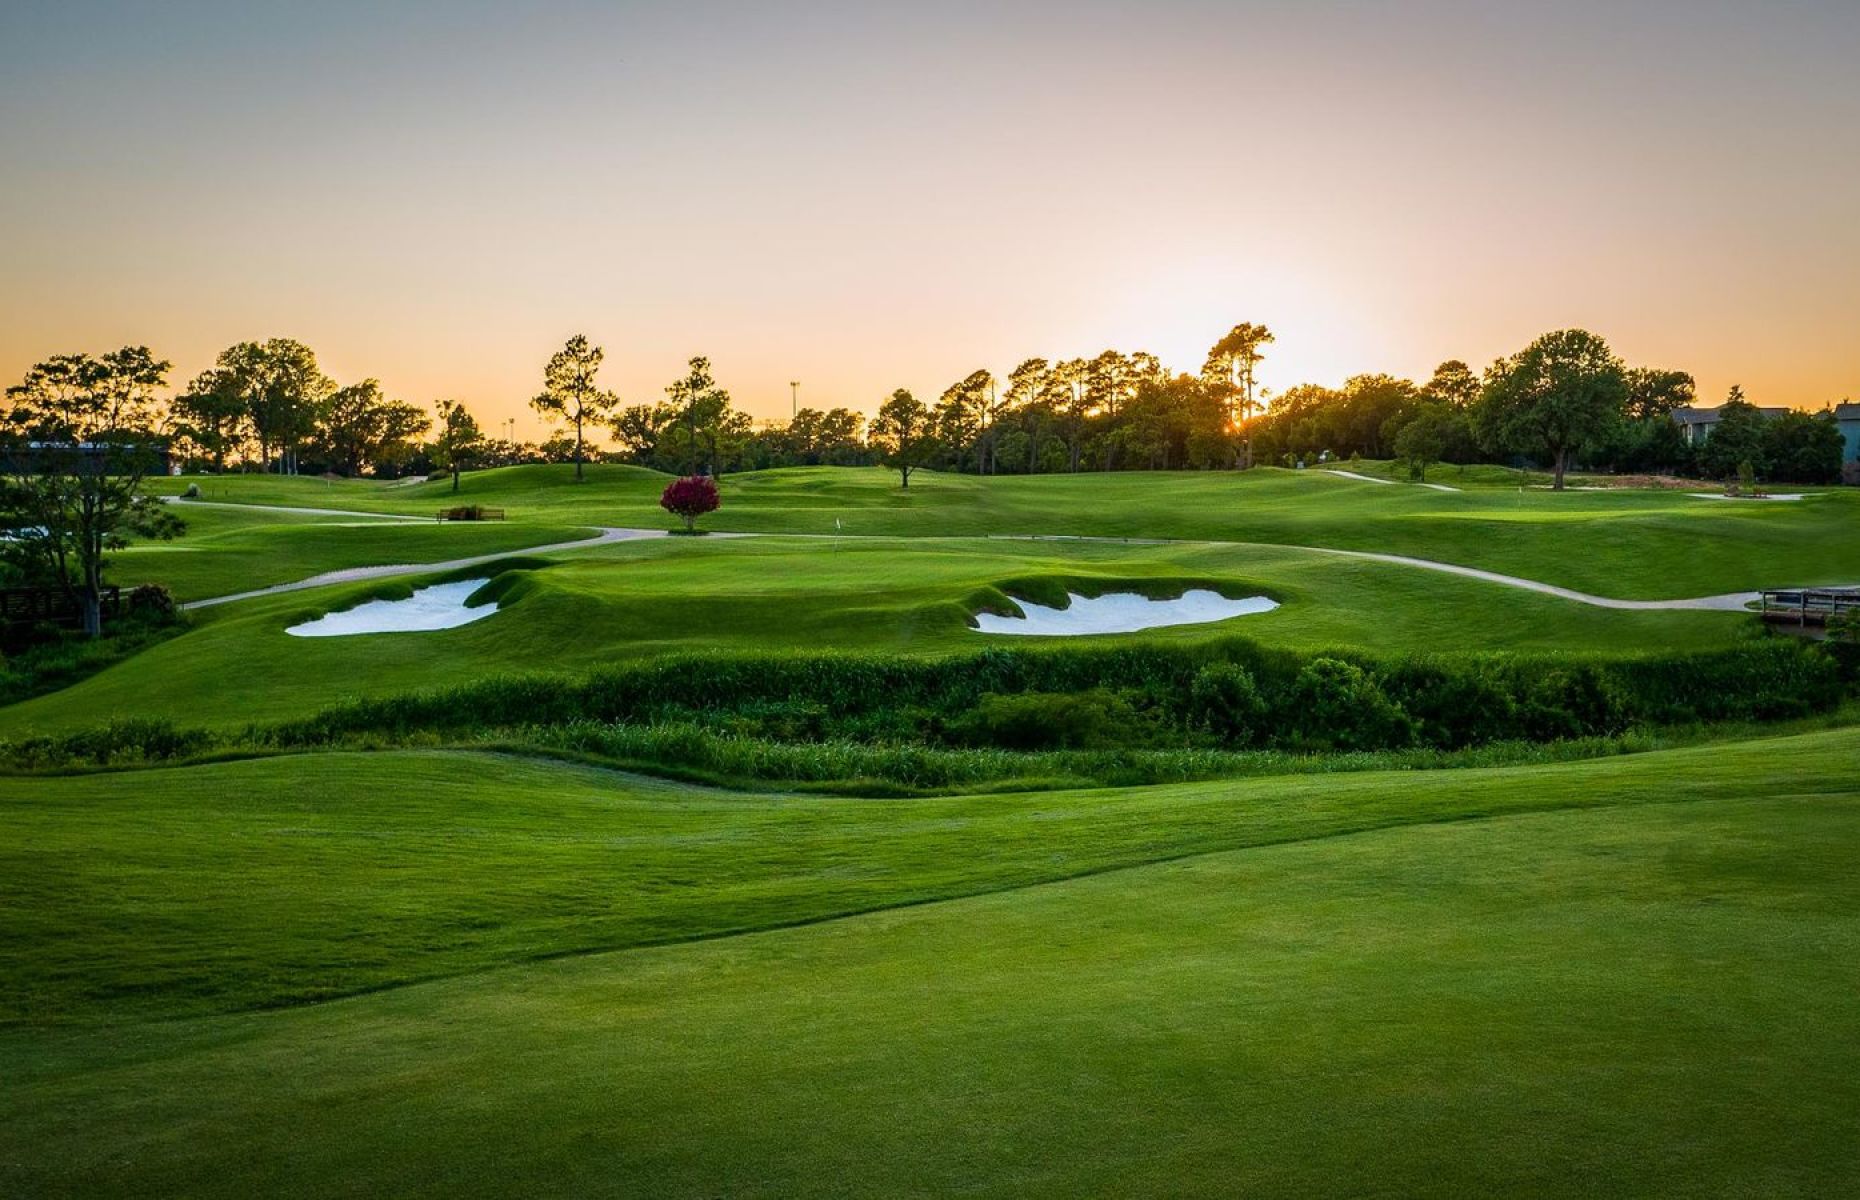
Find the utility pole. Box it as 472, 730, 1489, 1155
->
789, 380, 799, 421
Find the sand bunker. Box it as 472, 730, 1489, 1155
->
973, 589, 1279, 636
287, 579, 497, 637
1686, 492, 1805, 502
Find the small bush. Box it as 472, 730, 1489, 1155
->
127, 584, 177, 620
1188, 663, 1267, 744
1285, 657, 1415, 751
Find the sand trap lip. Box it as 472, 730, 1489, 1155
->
973, 589, 1279, 636
287, 579, 497, 637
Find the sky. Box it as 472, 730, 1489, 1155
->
3, 0, 1858, 435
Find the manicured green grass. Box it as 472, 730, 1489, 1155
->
0, 535, 1755, 736
3, 729, 1857, 1196
148, 464, 1860, 598
112, 509, 592, 601
3, 727, 1849, 1026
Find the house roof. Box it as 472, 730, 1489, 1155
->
1670, 404, 1790, 424
1835, 402, 1860, 421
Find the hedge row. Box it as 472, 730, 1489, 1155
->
262, 637, 1845, 754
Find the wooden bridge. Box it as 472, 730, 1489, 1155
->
1759, 587, 1860, 628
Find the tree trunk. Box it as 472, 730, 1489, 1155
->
453, 466, 461, 493
683, 513, 695, 532
574, 417, 584, 481
82, 551, 102, 639
900, 467, 911, 490
1552, 447, 1568, 491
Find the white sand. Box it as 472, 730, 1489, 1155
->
1686, 492, 1805, 502
973, 590, 1279, 636
287, 579, 498, 637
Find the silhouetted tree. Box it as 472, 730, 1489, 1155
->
532, 334, 619, 481
870, 388, 938, 489
0, 347, 183, 636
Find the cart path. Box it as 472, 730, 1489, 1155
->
1317, 468, 1461, 492
171, 500, 1802, 614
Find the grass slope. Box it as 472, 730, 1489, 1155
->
4, 727, 1851, 1026
148, 464, 1860, 598
3, 731, 1857, 1195
113, 510, 592, 601
0, 535, 1751, 735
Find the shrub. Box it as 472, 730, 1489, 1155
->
1285, 657, 1415, 751
181, 482, 201, 498
1188, 663, 1267, 744
951, 689, 1138, 750
660, 475, 721, 533
127, 583, 177, 620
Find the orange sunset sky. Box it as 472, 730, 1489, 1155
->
3, 1, 1858, 436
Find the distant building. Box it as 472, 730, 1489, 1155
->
1669, 404, 1790, 446
1837, 402, 1860, 466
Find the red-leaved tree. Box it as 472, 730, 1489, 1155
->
659, 474, 720, 533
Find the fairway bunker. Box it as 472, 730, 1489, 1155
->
974, 589, 1278, 636
287, 579, 497, 637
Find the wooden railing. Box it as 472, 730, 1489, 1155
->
1759, 588, 1860, 627
0, 586, 122, 626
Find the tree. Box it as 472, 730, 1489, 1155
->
1422, 360, 1480, 410
870, 388, 938, 489
659, 474, 721, 533
532, 335, 619, 481
1392, 403, 1453, 481
171, 367, 246, 473
661, 357, 740, 475
1697, 389, 1769, 481
1762, 410, 1844, 484
215, 338, 331, 474
1475, 329, 1627, 490
1624, 367, 1695, 420
432, 400, 486, 493
0, 347, 183, 636
1203, 323, 1274, 466
934, 370, 990, 472
314, 380, 429, 476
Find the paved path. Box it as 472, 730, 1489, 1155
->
174, 500, 1802, 615
182, 527, 662, 610
1318, 468, 1461, 492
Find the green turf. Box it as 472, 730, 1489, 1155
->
0, 534, 1756, 736
146, 464, 1860, 598
112, 509, 593, 601
3, 730, 1857, 1196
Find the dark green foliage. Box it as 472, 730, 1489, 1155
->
7, 637, 1844, 773
1188, 663, 1267, 743
1285, 658, 1416, 750
2, 718, 211, 768
251, 637, 1846, 757
127, 583, 176, 619
951, 689, 1139, 750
